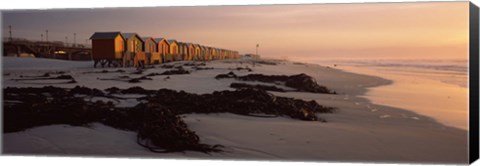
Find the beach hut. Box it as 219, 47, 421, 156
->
198, 45, 204, 61
122, 33, 145, 67
220, 49, 227, 60
220, 48, 225, 60
89, 32, 125, 67
233, 51, 239, 59
200, 46, 208, 61
205, 47, 212, 61
141, 37, 158, 65
193, 44, 201, 61
226, 50, 232, 59
224, 49, 229, 59
168, 40, 180, 61
218, 49, 223, 60
177, 42, 186, 61
187, 43, 195, 61
181, 42, 188, 61
226, 50, 230, 59
205, 46, 212, 61
210, 47, 217, 60
154, 38, 170, 63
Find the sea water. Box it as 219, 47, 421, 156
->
315, 58, 469, 130
322, 59, 468, 88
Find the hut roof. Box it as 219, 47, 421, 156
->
121, 33, 135, 38
89, 32, 123, 40
167, 40, 178, 44
122, 33, 143, 41
154, 38, 168, 43
141, 37, 156, 43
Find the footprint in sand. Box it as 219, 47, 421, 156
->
371, 108, 378, 112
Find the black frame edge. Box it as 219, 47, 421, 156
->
470, 1, 480, 164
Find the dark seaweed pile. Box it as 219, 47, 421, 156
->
183, 62, 206, 67
83, 69, 126, 74
97, 67, 190, 83
216, 72, 336, 94
144, 67, 190, 77
228, 67, 253, 72
193, 66, 214, 70
158, 67, 190, 75
230, 82, 286, 92
4, 86, 334, 153
12, 74, 77, 84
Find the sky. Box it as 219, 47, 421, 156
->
1, 1, 470, 61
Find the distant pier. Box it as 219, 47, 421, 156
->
3, 40, 92, 61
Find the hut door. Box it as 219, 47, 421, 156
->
133, 40, 138, 53
130, 40, 134, 53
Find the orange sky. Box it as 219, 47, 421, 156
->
3, 2, 470, 61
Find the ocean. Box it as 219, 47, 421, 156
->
316, 59, 469, 88
313, 58, 469, 130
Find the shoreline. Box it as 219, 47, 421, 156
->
2, 57, 469, 163
329, 63, 469, 130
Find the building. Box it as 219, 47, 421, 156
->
205, 46, 212, 61
89, 32, 125, 67
187, 43, 195, 61
193, 44, 201, 61
200, 46, 208, 61
178, 42, 188, 61
167, 40, 180, 61
154, 38, 170, 63
233, 51, 240, 59
141, 37, 159, 65
210, 47, 217, 60
218, 49, 223, 60
122, 33, 145, 67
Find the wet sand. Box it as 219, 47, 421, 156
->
335, 65, 469, 130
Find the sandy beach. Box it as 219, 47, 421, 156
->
2, 57, 468, 164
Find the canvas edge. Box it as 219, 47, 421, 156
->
469, 1, 480, 164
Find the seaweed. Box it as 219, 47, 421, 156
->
216, 72, 336, 94
3, 86, 334, 154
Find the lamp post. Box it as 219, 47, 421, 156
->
46, 30, 49, 57
73, 33, 76, 47
65, 36, 68, 47
8, 25, 12, 42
